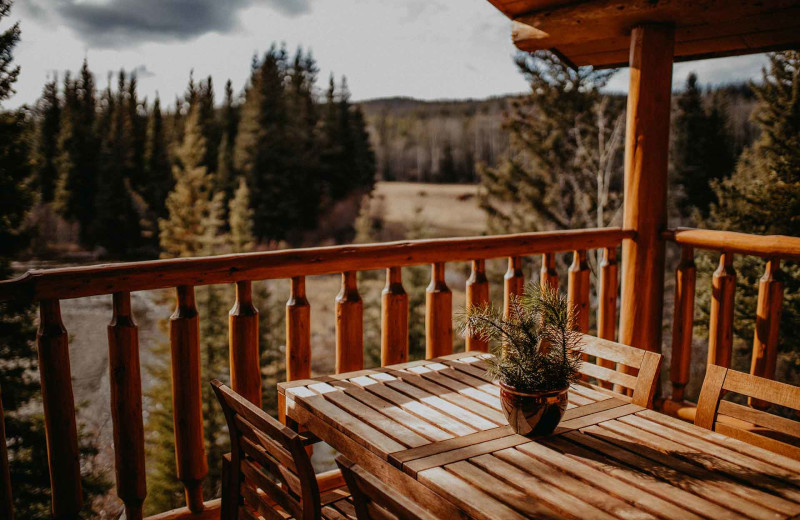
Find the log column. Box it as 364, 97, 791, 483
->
286, 276, 311, 381
504, 257, 525, 319
37, 299, 82, 519
108, 292, 146, 520
466, 260, 490, 352
618, 24, 674, 355
229, 281, 261, 407
669, 246, 696, 402
597, 247, 619, 387
750, 259, 783, 409
426, 263, 452, 359
540, 253, 558, 291
169, 286, 208, 512
381, 267, 409, 366
708, 252, 736, 368
568, 250, 591, 333
336, 271, 363, 373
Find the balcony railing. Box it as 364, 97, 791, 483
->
0, 227, 629, 520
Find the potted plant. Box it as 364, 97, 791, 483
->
460, 282, 582, 436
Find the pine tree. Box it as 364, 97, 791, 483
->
671, 73, 735, 217
700, 51, 800, 374
142, 96, 173, 219
479, 51, 622, 233
228, 176, 254, 253
54, 60, 100, 246
216, 80, 239, 207
32, 76, 60, 202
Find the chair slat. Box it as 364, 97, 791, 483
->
580, 335, 645, 367
723, 369, 800, 411
714, 421, 800, 462
718, 400, 800, 439
242, 459, 304, 520
235, 415, 298, 472
240, 436, 302, 496
579, 362, 638, 390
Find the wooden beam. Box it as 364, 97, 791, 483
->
618, 25, 674, 355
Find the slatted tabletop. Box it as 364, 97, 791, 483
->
279, 352, 800, 520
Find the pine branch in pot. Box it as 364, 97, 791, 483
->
459, 282, 583, 436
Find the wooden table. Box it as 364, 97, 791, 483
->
279, 353, 800, 520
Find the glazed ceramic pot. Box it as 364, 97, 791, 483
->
499, 383, 568, 437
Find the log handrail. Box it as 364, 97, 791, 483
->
0, 228, 631, 303
664, 228, 800, 259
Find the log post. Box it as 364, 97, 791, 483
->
426, 262, 452, 359
540, 253, 558, 291
229, 281, 261, 407
466, 260, 490, 352
381, 267, 409, 366
750, 258, 783, 409
286, 276, 311, 381
597, 247, 619, 387
504, 257, 525, 319
670, 246, 696, 402
37, 299, 82, 519
568, 250, 591, 333
0, 386, 13, 520
336, 271, 363, 373
108, 292, 146, 520
169, 286, 208, 512
708, 252, 736, 368
618, 24, 674, 356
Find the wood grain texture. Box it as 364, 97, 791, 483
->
169, 286, 208, 512
597, 248, 618, 388
425, 263, 452, 359
286, 276, 311, 381
381, 267, 409, 366
108, 292, 146, 520
229, 281, 261, 407
466, 260, 490, 352
568, 249, 590, 333
37, 299, 83, 519
749, 259, 783, 409
618, 25, 673, 356
0, 228, 631, 302
503, 256, 524, 320
669, 246, 696, 402
665, 227, 800, 260
336, 271, 364, 374
708, 252, 736, 368
540, 252, 558, 291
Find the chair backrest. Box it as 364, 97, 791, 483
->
696, 365, 800, 460
335, 455, 439, 520
212, 380, 321, 520
578, 335, 663, 408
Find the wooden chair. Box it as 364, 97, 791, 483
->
695, 365, 800, 460
211, 380, 354, 520
578, 335, 663, 408
334, 455, 439, 520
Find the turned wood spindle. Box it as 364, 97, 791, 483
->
37, 299, 83, 519
504, 257, 525, 320
540, 252, 558, 291
108, 292, 146, 520
568, 250, 591, 333
597, 248, 619, 388
169, 286, 208, 512
336, 271, 363, 373
670, 246, 696, 402
229, 281, 261, 407
286, 276, 311, 381
750, 258, 783, 410
708, 252, 736, 369
466, 260, 490, 352
426, 262, 452, 359
381, 267, 409, 366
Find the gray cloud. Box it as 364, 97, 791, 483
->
23, 0, 313, 47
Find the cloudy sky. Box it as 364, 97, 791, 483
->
4, 0, 769, 109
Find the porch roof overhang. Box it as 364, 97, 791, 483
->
487, 0, 800, 68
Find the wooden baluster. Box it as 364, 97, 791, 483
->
283, 276, 311, 424
37, 300, 82, 519
0, 386, 13, 520
336, 271, 363, 373
597, 248, 619, 388
568, 250, 591, 333
108, 292, 146, 520
670, 246, 696, 402
750, 259, 783, 410
169, 286, 207, 512
229, 281, 261, 407
540, 253, 558, 291
708, 252, 736, 369
466, 260, 490, 352
504, 257, 525, 320
426, 262, 452, 359
381, 267, 409, 366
